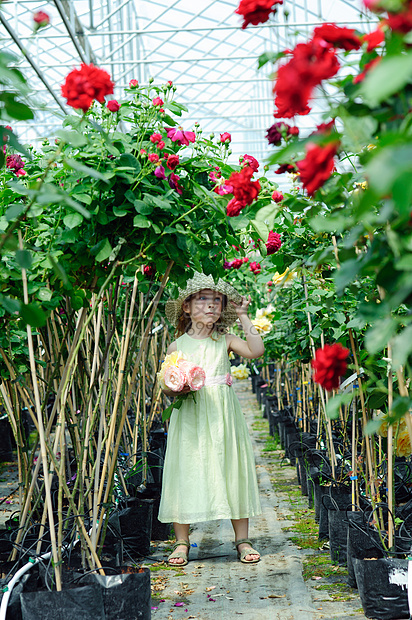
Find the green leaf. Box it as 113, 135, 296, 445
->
359, 52, 412, 107
63, 213, 83, 228
20, 303, 46, 327
133, 214, 151, 228
257, 50, 286, 69
333, 258, 361, 294
364, 417, 384, 436
65, 159, 109, 183
392, 324, 412, 369
15, 249, 32, 270
56, 130, 87, 147
250, 219, 269, 243
113, 205, 128, 217
118, 153, 141, 173
340, 114, 378, 154
366, 144, 412, 199
365, 318, 398, 354
94, 238, 113, 263
395, 254, 412, 271
37, 288, 52, 302
4, 98, 33, 121
134, 200, 153, 215
0, 294, 20, 315
5, 204, 24, 222
72, 193, 92, 205
254, 204, 278, 232
326, 392, 354, 420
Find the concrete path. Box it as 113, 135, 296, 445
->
148, 379, 366, 620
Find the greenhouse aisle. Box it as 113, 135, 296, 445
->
148, 380, 367, 620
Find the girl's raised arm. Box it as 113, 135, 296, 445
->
227, 296, 265, 359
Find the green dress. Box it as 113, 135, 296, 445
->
158, 333, 262, 524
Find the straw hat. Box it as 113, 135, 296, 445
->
165, 272, 243, 327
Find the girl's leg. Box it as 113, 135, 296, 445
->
169, 522, 190, 565
231, 518, 259, 562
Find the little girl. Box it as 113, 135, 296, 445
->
158, 272, 264, 565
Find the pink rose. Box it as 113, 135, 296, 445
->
164, 366, 186, 392
226, 373, 233, 387
177, 360, 206, 391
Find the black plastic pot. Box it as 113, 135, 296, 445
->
20, 585, 105, 620
78, 566, 151, 620
328, 509, 348, 565
118, 497, 154, 558
353, 557, 409, 619
346, 512, 384, 589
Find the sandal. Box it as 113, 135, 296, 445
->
168, 539, 190, 566
235, 538, 260, 564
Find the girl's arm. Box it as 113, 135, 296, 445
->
226, 296, 265, 359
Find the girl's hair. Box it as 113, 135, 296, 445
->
175, 292, 229, 340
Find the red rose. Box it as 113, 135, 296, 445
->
266, 122, 291, 146
150, 133, 162, 143
169, 173, 182, 194
266, 231, 282, 255
129, 79, 139, 87
311, 343, 349, 391
220, 132, 231, 143
231, 258, 243, 269
353, 57, 381, 84
144, 264, 156, 279
271, 190, 284, 203
275, 163, 296, 174
362, 28, 385, 52
242, 257, 249, 263
157, 141, 165, 150
297, 141, 339, 197
249, 261, 261, 274
6, 154, 25, 175
33, 10, 49, 28
387, 5, 412, 33
274, 39, 339, 118
166, 154, 180, 170
106, 100, 120, 112
241, 153, 259, 172
312, 23, 361, 51
229, 167, 260, 205
226, 198, 244, 217
235, 0, 283, 29
152, 97, 164, 106
148, 153, 159, 163
61, 63, 114, 112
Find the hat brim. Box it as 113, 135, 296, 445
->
165, 272, 242, 327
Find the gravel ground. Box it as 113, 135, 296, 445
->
147, 379, 367, 620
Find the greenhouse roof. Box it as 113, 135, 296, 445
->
1, 0, 375, 182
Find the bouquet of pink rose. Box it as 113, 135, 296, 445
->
157, 351, 206, 420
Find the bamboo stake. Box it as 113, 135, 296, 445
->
18, 230, 61, 590
95, 261, 173, 541
387, 344, 394, 550
348, 328, 376, 499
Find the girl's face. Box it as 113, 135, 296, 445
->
182, 289, 224, 328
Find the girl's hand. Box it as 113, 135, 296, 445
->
231, 295, 251, 318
